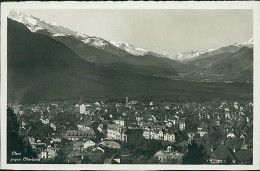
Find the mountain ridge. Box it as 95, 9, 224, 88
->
8, 10, 253, 66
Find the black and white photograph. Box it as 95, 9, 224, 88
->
1, 1, 260, 170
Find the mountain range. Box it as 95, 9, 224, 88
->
7, 11, 253, 103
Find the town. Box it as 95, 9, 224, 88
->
8, 97, 253, 164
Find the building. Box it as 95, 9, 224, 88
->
126, 97, 129, 106
143, 129, 163, 141
73, 141, 84, 152
83, 140, 96, 149
113, 119, 125, 126
234, 141, 253, 164
128, 100, 138, 105
107, 124, 127, 142
80, 104, 86, 114
197, 123, 208, 137
142, 124, 175, 142
163, 133, 175, 142
154, 146, 183, 164
89, 150, 104, 164
77, 121, 93, 131
178, 118, 185, 131
99, 140, 121, 149
64, 129, 96, 141
47, 148, 57, 159
120, 150, 134, 164
209, 143, 236, 164
227, 132, 236, 138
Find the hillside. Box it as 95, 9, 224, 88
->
7, 18, 253, 103
206, 47, 253, 81
7, 19, 186, 103
8, 11, 198, 74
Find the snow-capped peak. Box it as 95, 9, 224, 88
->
234, 38, 253, 48
76, 32, 90, 39
8, 10, 78, 36
109, 41, 149, 56
53, 33, 66, 37
169, 49, 216, 61
8, 10, 44, 32
50, 22, 59, 26
82, 37, 108, 49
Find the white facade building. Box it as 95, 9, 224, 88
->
107, 124, 127, 142
80, 104, 86, 114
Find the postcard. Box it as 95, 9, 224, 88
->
1, 1, 260, 170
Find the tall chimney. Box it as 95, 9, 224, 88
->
126, 97, 129, 106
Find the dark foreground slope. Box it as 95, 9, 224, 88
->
8, 19, 253, 104
7, 19, 178, 103
8, 19, 109, 103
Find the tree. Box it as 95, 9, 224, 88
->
7, 107, 38, 163
147, 156, 158, 164
134, 155, 148, 164
225, 156, 233, 164
182, 140, 209, 164
53, 150, 67, 163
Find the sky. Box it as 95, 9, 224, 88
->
22, 9, 253, 55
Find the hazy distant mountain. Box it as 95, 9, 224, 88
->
184, 41, 253, 82
206, 47, 253, 81
169, 38, 253, 63
169, 49, 216, 62
109, 41, 168, 58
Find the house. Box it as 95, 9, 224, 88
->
143, 129, 164, 141
40, 118, 49, 125
235, 149, 252, 164
178, 118, 185, 131
80, 104, 86, 114
113, 119, 125, 126
107, 124, 127, 142
99, 140, 121, 149
89, 150, 104, 164
64, 129, 96, 141
83, 140, 96, 149
136, 116, 143, 122
128, 100, 138, 105
73, 141, 84, 152
148, 115, 157, 122
120, 150, 133, 164
209, 142, 236, 164
163, 133, 175, 142
92, 146, 105, 153
227, 133, 236, 138
234, 141, 252, 164
50, 123, 56, 131
165, 121, 174, 128
77, 121, 93, 131
46, 148, 57, 159
197, 123, 208, 137
154, 146, 183, 164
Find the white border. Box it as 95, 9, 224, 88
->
1, 1, 260, 170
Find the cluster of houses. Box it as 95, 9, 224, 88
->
11, 97, 253, 164
209, 140, 252, 164
28, 137, 60, 161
